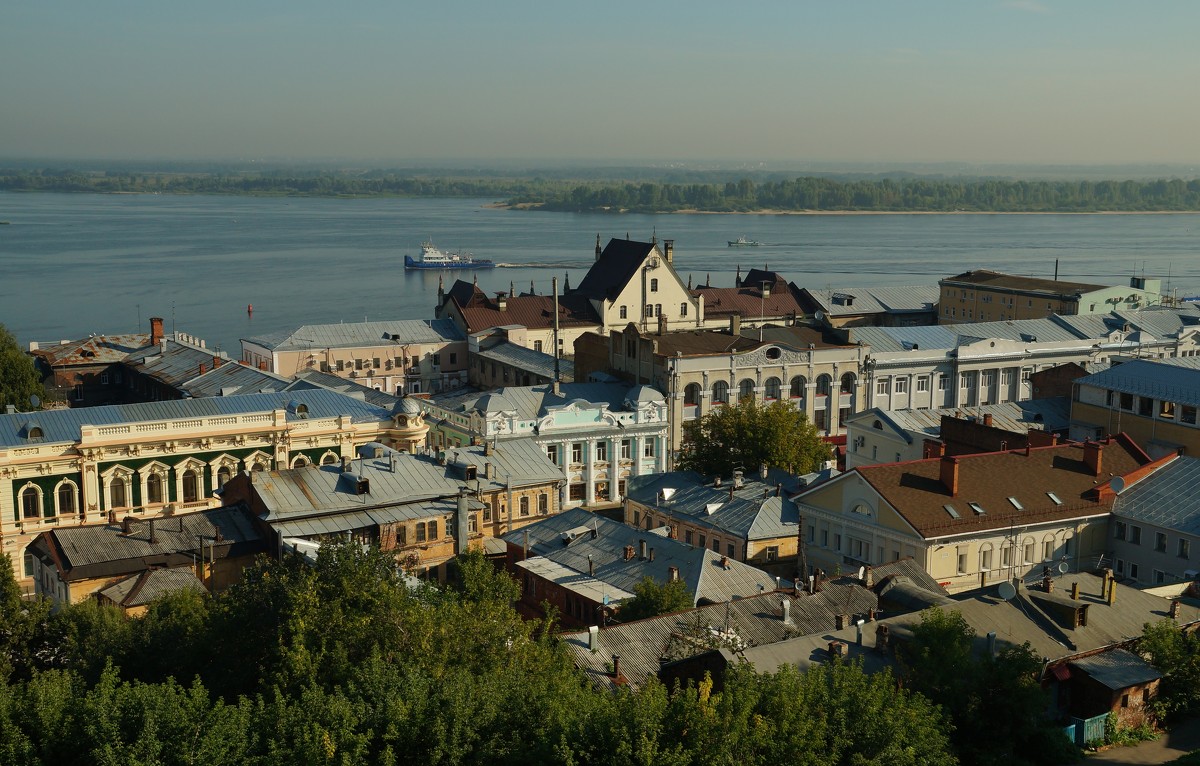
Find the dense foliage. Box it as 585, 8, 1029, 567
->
0, 324, 48, 411
616, 576, 694, 623
1140, 618, 1200, 721
0, 548, 961, 765
677, 398, 831, 478
3, 168, 1200, 212
896, 609, 1080, 766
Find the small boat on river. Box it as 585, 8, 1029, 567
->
404, 240, 495, 270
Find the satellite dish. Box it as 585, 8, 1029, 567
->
1110, 477, 1126, 495
29, 394, 40, 409
1058, 561, 1070, 575
997, 581, 1017, 601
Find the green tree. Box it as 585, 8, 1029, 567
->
677, 398, 830, 477
1140, 618, 1200, 721
617, 576, 693, 623
0, 325, 46, 411
898, 607, 1079, 766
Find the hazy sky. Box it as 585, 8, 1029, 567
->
3, 1, 1197, 164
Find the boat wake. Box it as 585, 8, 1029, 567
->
495, 261, 590, 269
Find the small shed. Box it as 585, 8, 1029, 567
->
1068, 648, 1161, 727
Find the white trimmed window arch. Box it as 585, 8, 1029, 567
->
139, 461, 171, 508
18, 482, 44, 521
174, 457, 208, 505
291, 454, 311, 468
209, 454, 240, 491
54, 478, 80, 517
243, 450, 272, 474
319, 450, 340, 466
101, 466, 135, 512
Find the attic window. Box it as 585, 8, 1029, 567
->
1047, 492, 1063, 505
24, 424, 44, 439
873, 420, 883, 430
943, 504, 960, 519
81, 350, 95, 358
1008, 497, 1023, 510
968, 502, 986, 515
765, 347, 782, 360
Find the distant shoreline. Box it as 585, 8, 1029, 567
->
488, 202, 1200, 216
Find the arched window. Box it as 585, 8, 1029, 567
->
182, 469, 199, 504
147, 473, 164, 505
684, 383, 701, 406
650, 277, 659, 292
291, 455, 310, 468
520, 496, 530, 517
321, 452, 338, 466
110, 477, 128, 510
840, 372, 856, 394
57, 482, 77, 516
738, 378, 755, 401
21, 486, 40, 520
790, 375, 807, 399
252, 462, 265, 473
764, 377, 781, 400
712, 381, 729, 404
216, 466, 232, 489
816, 374, 833, 398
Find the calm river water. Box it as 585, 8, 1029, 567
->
2, 192, 1198, 354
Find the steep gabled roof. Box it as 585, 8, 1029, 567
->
692, 283, 803, 320
454, 293, 600, 333
573, 239, 657, 301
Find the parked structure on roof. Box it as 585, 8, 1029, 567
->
221, 438, 564, 578
844, 399, 1070, 470
500, 508, 782, 628
1070, 356, 1200, 458
241, 319, 467, 396
794, 435, 1153, 592
1, 389, 424, 591
26, 506, 264, 611
939, 270, 1166, 323
420, 382, 668, 509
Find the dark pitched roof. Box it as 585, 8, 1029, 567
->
839, 435, 1151, 538
941, 269, 1104, 296
124, 340, 231, 388
692, 284, 803, 320
573, 239, 656, 301
452, 292, 600, 333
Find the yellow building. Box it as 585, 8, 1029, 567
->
794, 436, 1151, 592
938, 271, 1164, 324
1070, 357, 1200, 458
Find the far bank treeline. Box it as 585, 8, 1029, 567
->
3, 169, 1200, 212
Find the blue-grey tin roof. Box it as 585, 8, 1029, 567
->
429, 382, 660, 421
625, 470, 803, 541
1077, 358, 1200, 407
0, 389, 394, 447
243, 318, 464, 351
1070, 648, 1161, 690
125, 341, 232, 388
475, 341, 576, 382
180, 362, 290, 398
1112, 456, 1200, 535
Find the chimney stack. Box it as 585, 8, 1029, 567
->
986, 631, 997, 657
940, 455, 960, 497
983, 413, 993, 427
588, 625, 599, 651
1084, 441, 1104, 477
150, 316, 164, 346
198, 363, 207, 376
1171, 599, 1182, 619
612, 654, 621, 680
668, 565, 679, 582
588, 555, 594, 577
148, 518, 157, 544
835, 613, 849, 630
875, 624, 890, 654
1070, 581, 1080, 600
663, 239, 674, 264
496, 292, 508, 311
782, 598, 792, 625
639, 539, 647, 560
213, 355, 223, 369
730, 314, 741, 336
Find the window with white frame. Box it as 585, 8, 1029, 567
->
894, 377, 908, 394
916, 376, 929, 393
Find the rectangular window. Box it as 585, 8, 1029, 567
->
680, 302, 688, 316
644, 304, 653, 317
650, 278, 659, 293
621, 439, 631, 459
766, 546, 779, 562
821, 529, 829, 548
938, 375, 949, 391
654, 304, 662, 316
916, 376, 929, 393
596, 441, 608, 462
620, 305, 627, 319
1180, 539, 1191, 559
643, 439, 655, 458
1114, 521, 1127, 540
981, 548, 993, 570
432, 354, 441, 366
1001, 546, 1013, 567
894, 377, 908, 394
712, 539, 720, 553
1044, 540, 1054, 560
571, 443, 583, 464
546, 445, 560, 465
834, 534, 841, 552
727, 543, 735, 559
699, 534, 706, 548
1155, 570, 1167, 585
1129, 562, 1139, 580
876, 378, 890, 396
534, 340, 543, 352
1155, 532, 1167, 552
685, 530, 693, 545
1130, 526, 1142, 545
957, 547, 968, 574
1024, 543, 1035, 563
449, 353, 457, 365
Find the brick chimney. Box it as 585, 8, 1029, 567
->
496, 292, 508, 311
213, 355, 223, 369
663, 239, 674, 264
730, 314, 741, 336
940, 455, 960, 497
150, 316, 164, 346
923, 439, 946, 459
1084, 441, 1103, 477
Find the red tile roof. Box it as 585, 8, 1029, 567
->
692, 284, 803, 319
853, 435, 1150, 538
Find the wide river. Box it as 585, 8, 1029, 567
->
2, 192, 1198, 355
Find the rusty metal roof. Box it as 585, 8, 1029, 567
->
31, 333, 151, 367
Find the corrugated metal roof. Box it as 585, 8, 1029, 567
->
180, 362, 290, 398
243, 319, 464, 352
804, 286, 937, 317
625, 471, 802, 541
1112, 456, 1200, 535
501, 508, 781, 609
0, 389, 394, 447
425, 382, 658, 421
851, 399, 1070, 439
125, 341, 232, 388
31, 333, 151, 367
475, 342, 576, 382
99, 568, 207, 608
1070, 648, 1161, 690
285, 369, 403, 409
1078, 358, 1200, 407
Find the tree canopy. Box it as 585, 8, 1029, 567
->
1140, 618, 1200, 722
617, 576, 694, 623
677, 398, 831, 477
0, 325, 46, 411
